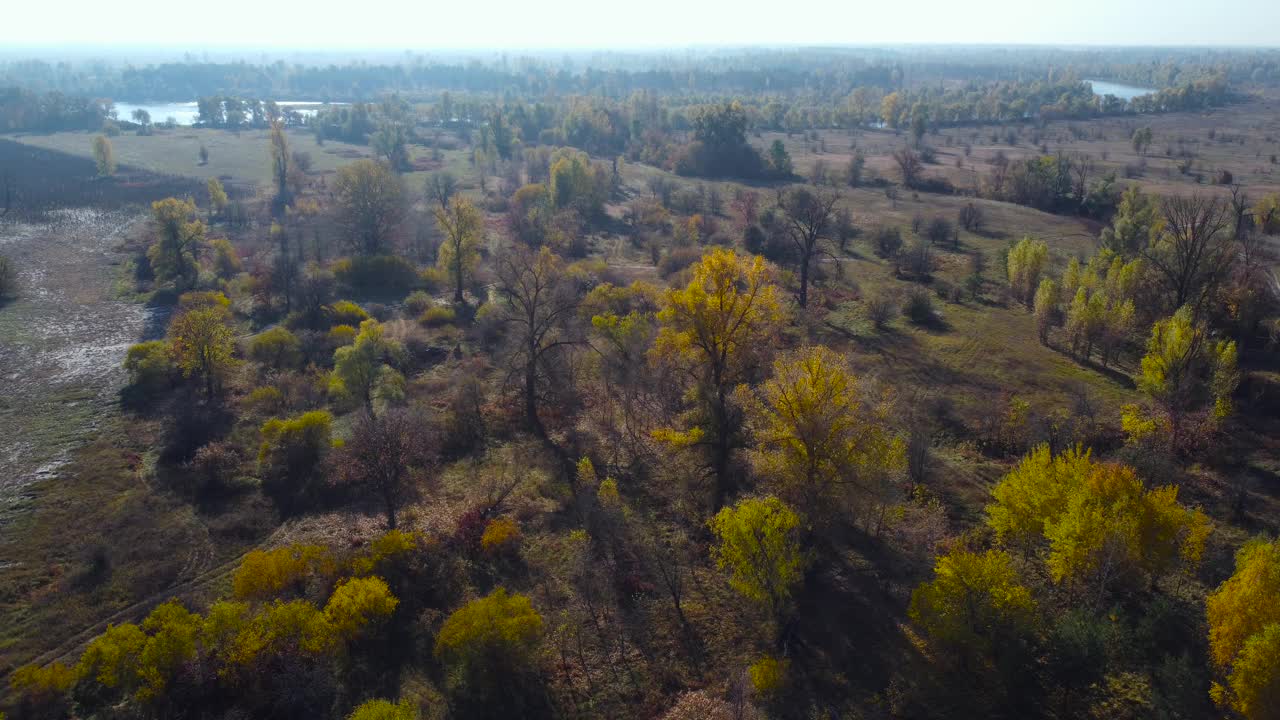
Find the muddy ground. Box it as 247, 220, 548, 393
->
0, 207, 161, 522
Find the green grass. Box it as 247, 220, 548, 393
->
12, 127, 373, 188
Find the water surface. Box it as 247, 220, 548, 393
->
1086, 80, 1155, 101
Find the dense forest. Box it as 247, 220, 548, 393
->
1, 41, 1279, 720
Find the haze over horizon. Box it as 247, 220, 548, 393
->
4, 0, 1280, 52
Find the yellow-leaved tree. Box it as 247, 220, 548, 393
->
651, 248, 784, 507
434, 588, 545, 714
147, 197, 205, 290
709, 495, 807, 619
1206, 538, 1280, 719
167, 293, 237, 398
987, 444, 1210, 594
1006, 237, 1048, 306
909, 548, 1036, 664
743, 345, 904, 519
435, 196, 485, 304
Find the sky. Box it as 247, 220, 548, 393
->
3, 0, 1279, 50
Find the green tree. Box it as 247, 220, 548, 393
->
768, 140, 793, 177
206, 178, 229, 220
146, 197, 204, 289
93, 134, 115, 177
651, 248, 784, 506
435, 197, 484, 304
330, 319, 405, 413
1033, 278, 1059, 344
709, 495, 807, 617
1138, 305, 1239, 421
1100, 185, 1161, 255
1006, 237, 1048, 307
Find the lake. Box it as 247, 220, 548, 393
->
111, 101, 339, 126
1086, 80, 1156, 101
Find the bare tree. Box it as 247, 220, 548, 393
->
335, 408, 433, 529
425, 171, 458, 210
1144, 195, 1234, 312
774, 186, 841, 308
1071, 153, 1095, 204
494, 245, 583, 442
892, 147, 923, 189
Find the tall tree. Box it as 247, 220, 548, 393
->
269, 120, 291, 204
435, 197, 485, 304
334, 160, 406, 256
425, 171, 458, 210
652, 248, 784, 507
1144, 195, 1234, 313
146, 198, 205, 290
93, 135, 115, 177
493, 245, 581, 441
773, 186, 841, 308
167, 299, 237, 399
744, 346, 904, 517
1206, 538, 1280, 720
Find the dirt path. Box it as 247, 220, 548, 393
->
0, 208, 158, 519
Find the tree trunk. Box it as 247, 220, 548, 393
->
797, 251, 811, 308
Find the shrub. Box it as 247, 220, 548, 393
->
480, 518, 521, 556
658, 246, 703, 278
334, 255, 418, 297
749, 655, 789, 696
865, 292, 898, 329
328, 324, 357, 347
348, 699, 418, 720
245, 386, 285, 416
258, 410, 333, 514
435, 588, 542, 671
419, 305, 457, 327
326, 300, 369, 327
404, 290, 434, 316
123, 340, 174, 395
871, 226, 903, 258
249, 327, 301, 369
904, 288, 935, 324
232, 544, 333, 601
188, 441, 243, 496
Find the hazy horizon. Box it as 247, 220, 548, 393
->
4, 0, 1280, 52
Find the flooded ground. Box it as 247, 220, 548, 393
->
0, 207, 155, 518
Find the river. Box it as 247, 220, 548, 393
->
1086, 80, 1156, 101
111, 100, 340, 126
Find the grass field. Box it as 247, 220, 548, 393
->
13, 127, 372, 190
